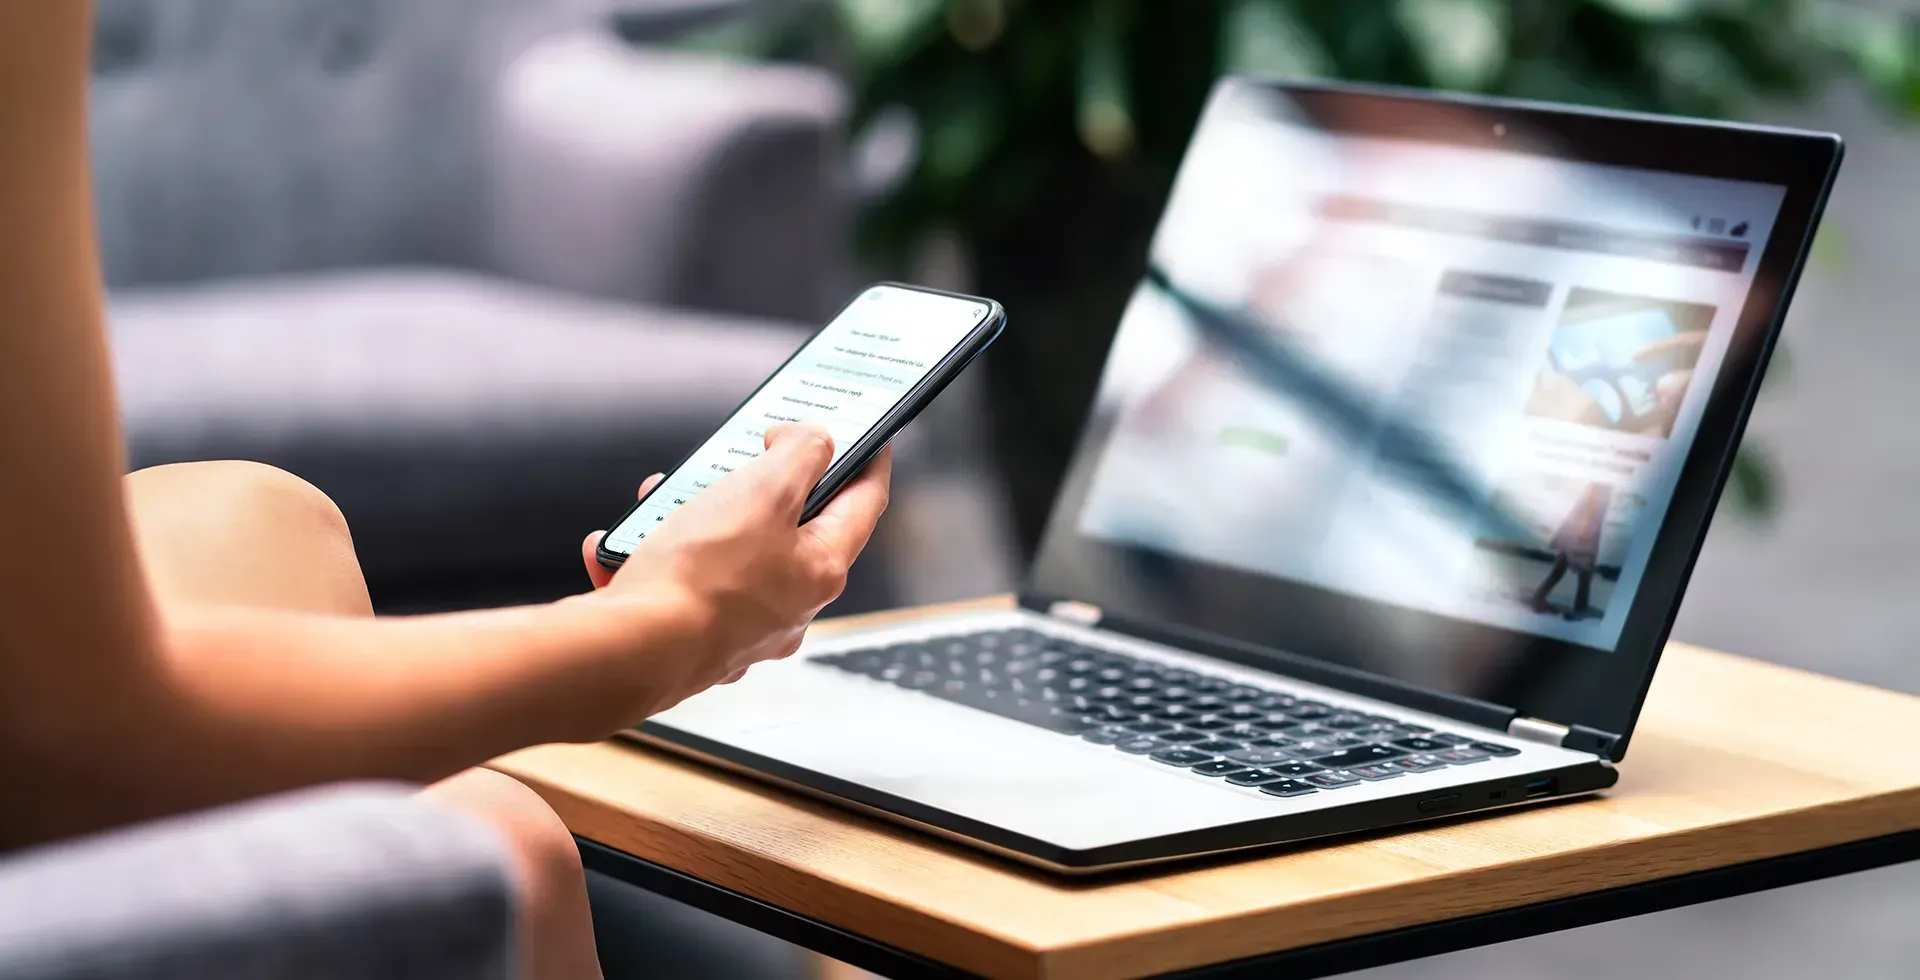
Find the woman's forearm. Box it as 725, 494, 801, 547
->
17, 591, 705, 840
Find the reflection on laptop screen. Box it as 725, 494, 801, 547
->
1072, 83, 1786, 652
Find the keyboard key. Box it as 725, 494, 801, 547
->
1115, 736, 1164, 754
1323, 712, 1372, 730
1155, 704, 1202, 722
1186, 695, 1228, 712
1393, 736, 1448, 752
1245, 735, 1296, 749
1191, 740, 1245, 755
1472, 741, 1522, 757
1355, 722, 1410, 739
1095, 667, 1130, 683
1252, 716, 1301, 733
1124, 695, 1162, 712
1091, 686, 1128, 702
1269, 761, 1323, 777
1161, 669, 1199, 685
1311, 744, 1407, 769
1182, 716, 1233, 732
1191, 760, 1248, 777
1306, 770, 1362, 788
1222, 703, 1264, 719
1349, 764, 1403, 781
1425, 733, 1470, 746
1253, 694, 1300, 710
1226, 768, 1291, 786
1150, 747, 1216, 766
1287, 722, 1335, 738
1287, 739, 1345, 757
1392, 755, 1450, 773
1125, 719, 1174, 734
1260, 779, 1320, 798
1326, 734, 1371, 749
1222, 722, 1267, 740
1157, 730, 1209, 744
1083, 726, 1131, 745
1224, 686, 1266, 702
1224, 747, 1296, 766
1191, 677, 1232, 693
1124, 676, 1160, 693
1159, 687, 1195, 702
1285, 702, 1333, 720
1435, 747, 1490, 764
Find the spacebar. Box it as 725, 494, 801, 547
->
921, 684, 1092, 734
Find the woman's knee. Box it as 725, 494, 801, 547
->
423, 769, 602, 980
425, 768, 583, 889
126, 460, 370, 616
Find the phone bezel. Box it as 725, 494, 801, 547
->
595, 283, 1006, 570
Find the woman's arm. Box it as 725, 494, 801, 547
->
0, 4, 889, 846
0, 2, 180, 835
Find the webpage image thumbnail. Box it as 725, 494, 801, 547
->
1474, 289, 1715, 625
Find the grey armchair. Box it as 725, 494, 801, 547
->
96, 0, 888, 610
0, 786, 518, 980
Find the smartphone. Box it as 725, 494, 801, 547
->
596, 283, 1006, 570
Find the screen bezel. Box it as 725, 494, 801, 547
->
597, 283, 1005, 567
1026, 77, 1843, 757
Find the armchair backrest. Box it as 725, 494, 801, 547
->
89, 0, 601, 288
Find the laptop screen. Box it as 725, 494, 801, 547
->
1030, 80, 1832, 726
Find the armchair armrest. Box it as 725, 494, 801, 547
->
484, 30, 852, 322
0, 785, 515, 980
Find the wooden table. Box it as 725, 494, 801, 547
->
492, 597, 1920, 979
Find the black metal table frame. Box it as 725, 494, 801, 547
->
580, 829, 1920, 979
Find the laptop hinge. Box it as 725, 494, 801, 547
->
1046, 600, 1103, 627
1507, 716, 1572, 747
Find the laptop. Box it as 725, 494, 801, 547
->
625, 78, 1844, 874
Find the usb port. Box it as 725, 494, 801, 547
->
1524, 777, 1557, 799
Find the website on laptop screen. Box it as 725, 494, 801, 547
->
1074, 89, 1786, 652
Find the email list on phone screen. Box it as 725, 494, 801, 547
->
603, 285, 993, 554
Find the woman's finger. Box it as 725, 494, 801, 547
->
581, 531, 616, 590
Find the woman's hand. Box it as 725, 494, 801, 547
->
579, 423, 892, 720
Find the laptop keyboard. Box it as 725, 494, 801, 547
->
810, 628, 1520, 799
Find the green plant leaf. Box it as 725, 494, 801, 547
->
1395, 0, 1508, 90
1592, 0, 1704, 23
922, 92, 1001, 189
837, 0, 944, 67
1648, 30, 1747, 115
1725, 444, 1780, 520
1809, 224, 1847, 273
1222, 0, 1329, 78
1077, 8, 1135, 159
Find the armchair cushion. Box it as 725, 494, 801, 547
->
485, 32, 851, 321
0, 784, 514, 980
112, 267, 810, 598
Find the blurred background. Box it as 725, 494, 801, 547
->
94, 0, 1919, 976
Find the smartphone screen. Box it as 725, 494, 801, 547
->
602, 284, 997, 557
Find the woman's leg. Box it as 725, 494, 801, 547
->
126, 460, 601, 980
